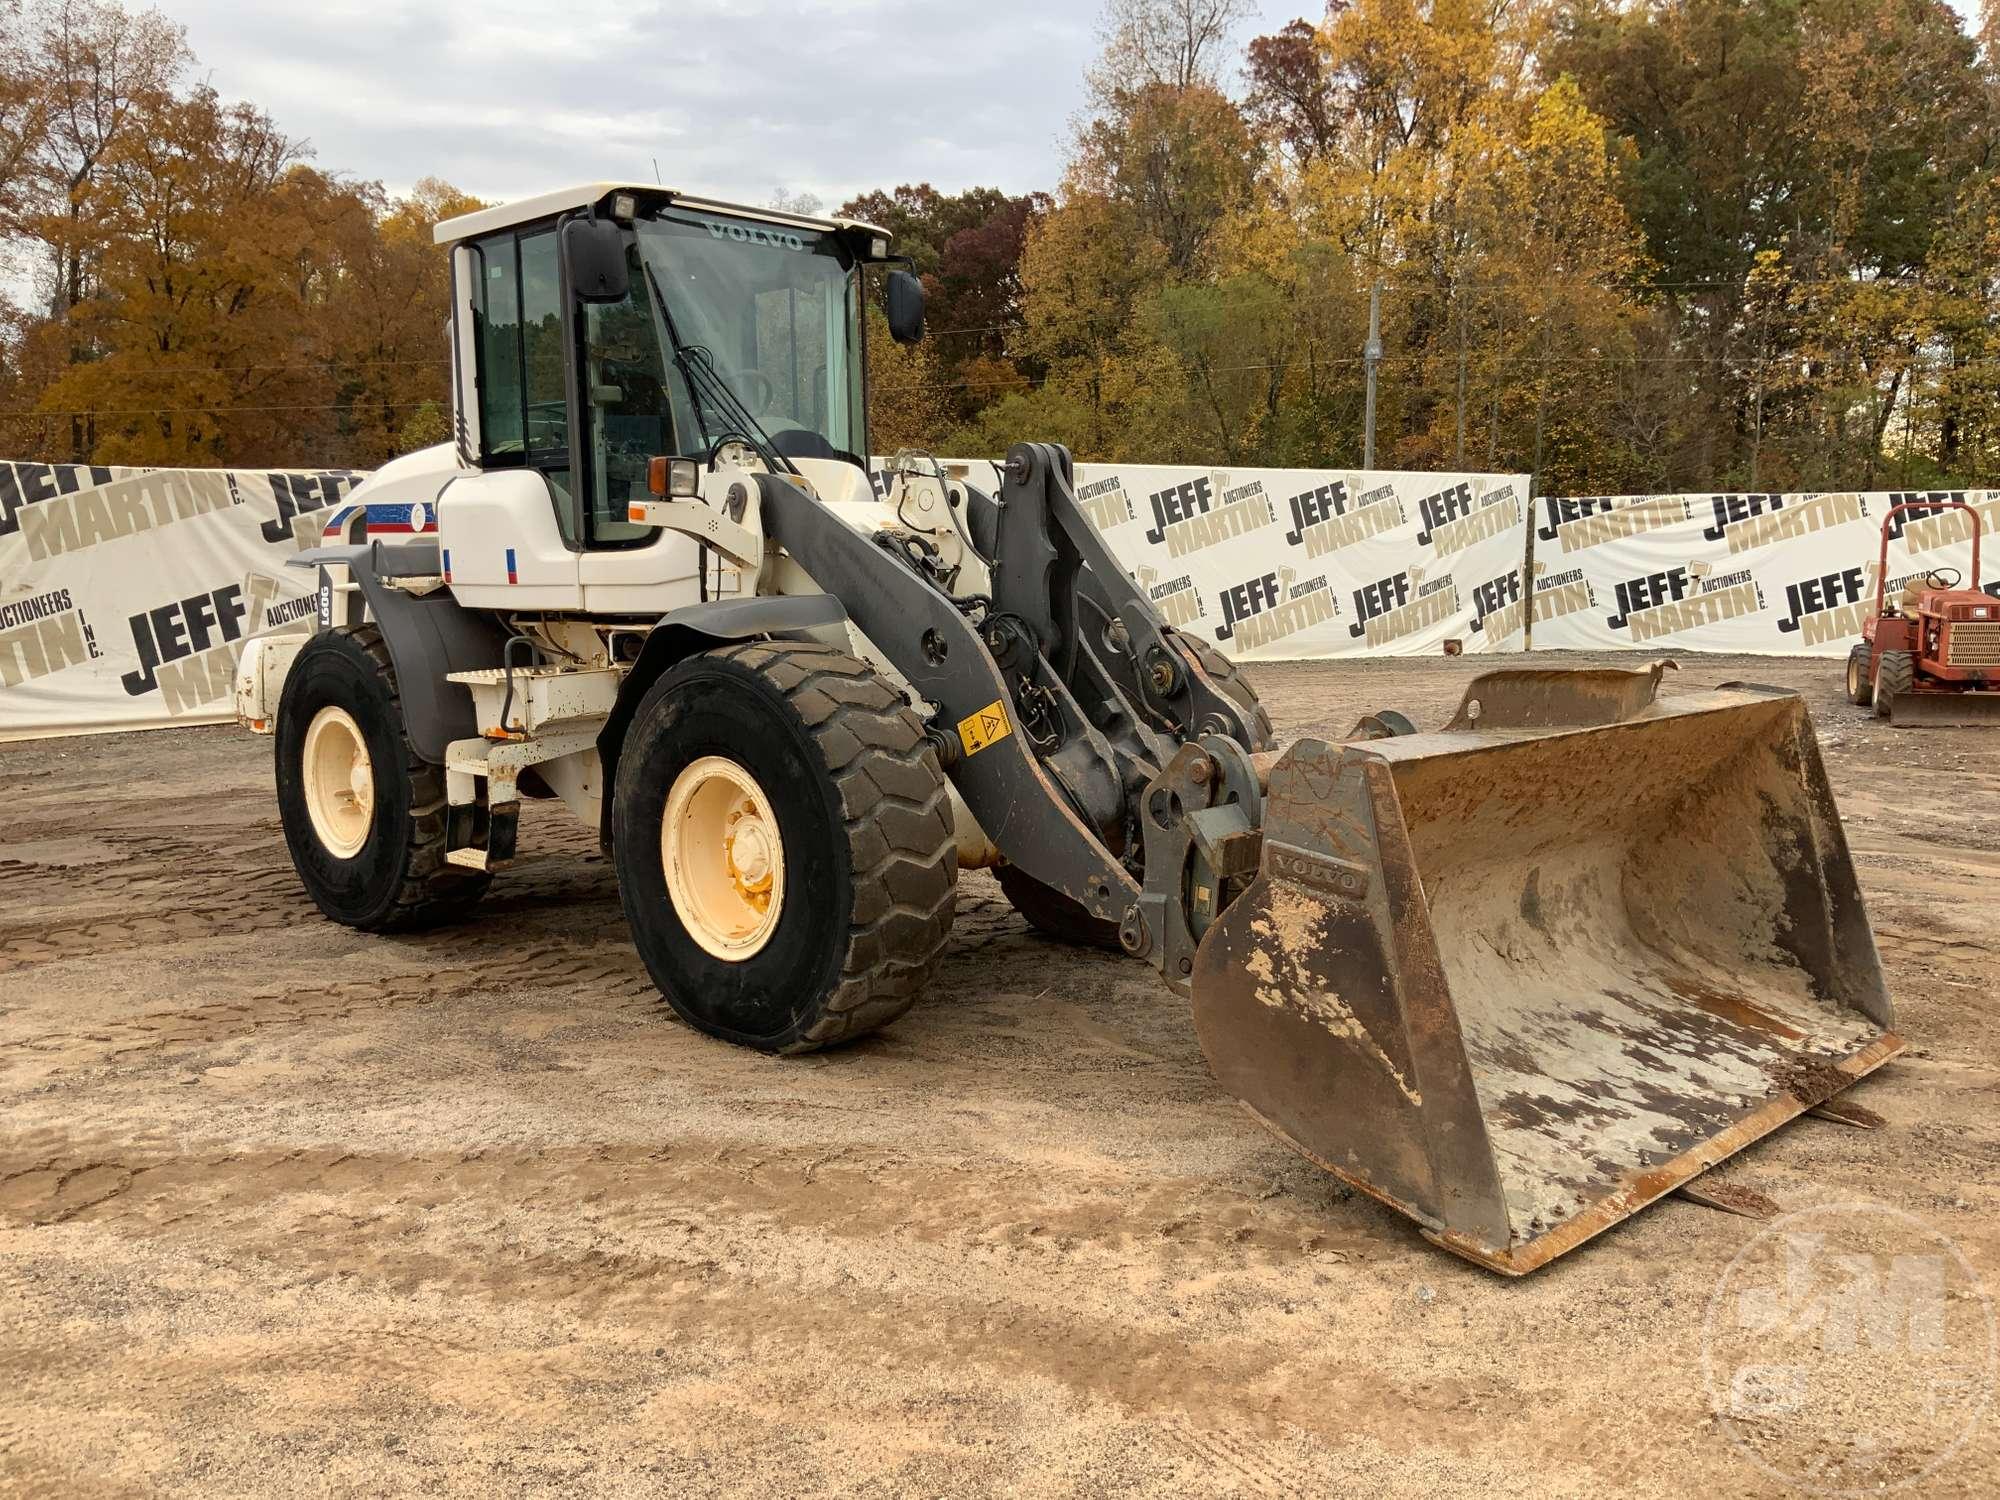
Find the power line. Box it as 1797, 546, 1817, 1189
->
4, 355, 452, 379
0, 397, 445, 419
873, 344, 2000, 399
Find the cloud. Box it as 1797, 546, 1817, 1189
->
163, 0, 1144, 209
163, 0, 1311, 211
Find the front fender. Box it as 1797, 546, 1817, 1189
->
595, 593, 851, 849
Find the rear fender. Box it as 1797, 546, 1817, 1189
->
289, 542, 508, 762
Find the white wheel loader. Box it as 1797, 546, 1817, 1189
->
237, 183, 1900, 1274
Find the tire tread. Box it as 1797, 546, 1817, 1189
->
340, 624, 490, 931
1875, 649, 1915, 719
1846, 642, 1874, 707
707, 639, 956, 1051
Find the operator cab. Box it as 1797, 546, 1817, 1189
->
433, 183, 923, 553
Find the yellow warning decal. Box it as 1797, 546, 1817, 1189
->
957, 698, 1013, 757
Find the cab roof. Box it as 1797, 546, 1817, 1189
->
432, 183, 890, 247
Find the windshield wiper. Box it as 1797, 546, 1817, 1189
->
641, 259, 798, 476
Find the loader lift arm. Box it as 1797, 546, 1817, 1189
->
759, 441, 1274, 971
757, 464, 1145, 928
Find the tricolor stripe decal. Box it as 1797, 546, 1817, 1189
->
321, 504, 360, 537
441, 548, 452, 583
505, 548, 518, 585
364, 499, 437, 534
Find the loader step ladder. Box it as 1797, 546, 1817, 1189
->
441, 662, 622, 871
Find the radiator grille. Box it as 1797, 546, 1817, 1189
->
1945, 620, 2000, 667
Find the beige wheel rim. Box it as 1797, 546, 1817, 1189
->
662, 756, 786, 961
302, 704, 374, 858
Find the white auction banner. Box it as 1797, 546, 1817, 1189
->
6, 454, 1527, 744
1528, 489, 2000, 655
887, 459, 1535, 660
0, 461, 364, 741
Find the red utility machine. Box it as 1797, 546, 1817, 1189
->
1846, 500, 2000, 725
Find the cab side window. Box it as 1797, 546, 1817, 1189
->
472, 226, 576, 540
471, 231, 522, 459
519, 229, 567, 477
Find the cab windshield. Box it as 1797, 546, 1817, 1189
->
571, 205, 868, 545
637, 208, 866, 461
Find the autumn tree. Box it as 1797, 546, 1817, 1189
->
863, 304, 958, 455
1010, 188, 1169, 457
36, 86, 310, 465
840, 182, 1045, 433
0, 1, 45, 221
1471, 76, 1651, 492
1244, 19, 1339, 172
5, 0, 1998, 490
7, 0, 189, 458
1087, 0, 1257, 101
1552, 0, 1996, 489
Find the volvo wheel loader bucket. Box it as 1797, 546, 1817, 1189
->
1191, 666, 1899, 1275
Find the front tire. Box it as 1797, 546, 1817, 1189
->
275, 626, 490, 930
1874, 650, 1914, 719
1846, 643, 1873, 706
612, 640, 957, 1054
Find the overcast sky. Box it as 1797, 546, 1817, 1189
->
162, 0, 1314, 212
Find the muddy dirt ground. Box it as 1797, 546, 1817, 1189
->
2, 653, 1995, 1498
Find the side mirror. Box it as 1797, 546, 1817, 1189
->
562, 217, 629, 303
885, 269, 926, 344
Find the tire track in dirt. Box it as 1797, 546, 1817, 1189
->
0, 829, 307, 973
0, 1138, 1415, 1453
0, 1138, 1370, 1271
1150, 1414, 1310, 1497
0, 838, 626, 976
4, 945, 662, 1075
1871, 929, 1990, 966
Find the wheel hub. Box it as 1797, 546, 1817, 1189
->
302, 705, 374, 858
663, 756, 786, 961
725, 807, 776, 901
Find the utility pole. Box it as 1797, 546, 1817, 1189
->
1454, 287, 1468, 470
1363, 280, 1382, 470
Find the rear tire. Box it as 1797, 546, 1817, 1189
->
1846, 643, 1874, 707
275, 626, 491, 931
1874, 650, 1914, 719
612, 640, 957, 1054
